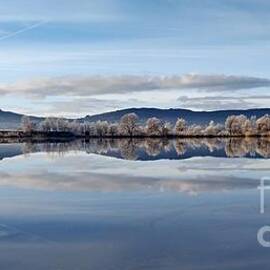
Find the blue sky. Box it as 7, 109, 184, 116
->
0, 0, 270, 117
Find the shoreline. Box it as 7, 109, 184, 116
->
1, 130, 270, 140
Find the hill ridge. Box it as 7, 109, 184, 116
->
1, 107, 270, 129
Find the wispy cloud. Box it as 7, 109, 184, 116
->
177, 95, 270, 110
0, 21, 47, 41
0, 0, 124, 23
1, 74, 269, 98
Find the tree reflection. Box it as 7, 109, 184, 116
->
144, 139, 162, 156
174, 139, 187, 156
117, 139, 139, 160
3, 137, 267, 160
224, 138, 269, 158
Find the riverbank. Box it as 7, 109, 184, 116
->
0, 130, 77, 143
1, 130, 270, 140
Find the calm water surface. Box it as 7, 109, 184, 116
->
0, 138, 270, 269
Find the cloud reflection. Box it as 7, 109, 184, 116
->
0, 140, 268, 194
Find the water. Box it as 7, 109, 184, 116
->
0, 138, 270, 269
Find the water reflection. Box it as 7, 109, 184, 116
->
0, 141, 268, 194
1, 137, 270, 161
0, 139, 270, 269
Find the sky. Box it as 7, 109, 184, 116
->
0, 0, 270, 117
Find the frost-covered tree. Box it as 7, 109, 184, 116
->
256, 114, 270, 134
21, 115, 33, 133
118, 113, 139, 137
40, 117, 59, 132
160, 121, 172, 137
225, 115, 237, 135
145, 117, 162, 136
204, 121, 223, 136
225, 115, 247, 136
187, 124, 203, 136
69, 120, 82, 135
20, 112, 270, 139
56, 118, 69, 132
108, 123, 118, 137
249, 116, 257, 135
96, 121, 109, 137
82, 122, 91, 136
40, 118, 51, 132
243, 119, 252, 135
175, 118, 187, 136
88, 123, 97, 137
136, 125, 146, 137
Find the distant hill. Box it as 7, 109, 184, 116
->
0, 109, 43, 130
2, 107, 270, 129
83, 107, 270, 125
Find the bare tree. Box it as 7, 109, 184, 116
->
21, 115, 33, 133
243, 118, 253, 136
225, 115, 236, 135
40, 118, 51, 132
145, 117, 162, 136
161, 121, 172, 137
256, 114, 270, 135
204, 121, 223, 136
88, 123, 97, 137
186, 124, 203, 136
96, 121, 109, 137
40, 117, 59, 132
225, 115, 247, 136
118, 113, 139, 137
56, 118, 69, 132
69, 120, 82, 135
108, 123, 118, 137
175, 118, 187, 136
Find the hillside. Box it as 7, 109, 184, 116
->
0, 109, 43, 129
83, 107, 270, 125
1, 107, 270, 129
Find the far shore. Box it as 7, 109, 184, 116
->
2, 112, 270, 140
1, 130, 270, 140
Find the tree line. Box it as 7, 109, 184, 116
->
20, 113, 270, 137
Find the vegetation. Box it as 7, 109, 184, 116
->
8, 113, 270, 138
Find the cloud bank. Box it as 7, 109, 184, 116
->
177, 95, 270, 110
1, 74, 270, 99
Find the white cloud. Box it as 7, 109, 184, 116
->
177, 95, 270, 110
1, 74, 269, 99
1, 74, 270, 117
